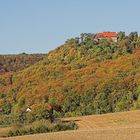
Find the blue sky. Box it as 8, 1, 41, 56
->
0, 0, 140, 54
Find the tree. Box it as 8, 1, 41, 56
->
94, 92, 112, 114
62, 93, 81, 116
128, 32, 138, 43
117, 32, 125, 43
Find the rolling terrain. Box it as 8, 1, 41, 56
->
1, 33, 140, 119
1, 32, 140, 139
1, 110, 140, 140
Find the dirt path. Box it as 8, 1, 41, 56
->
1, 110, 140, 140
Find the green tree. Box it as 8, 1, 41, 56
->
94, 92, 112, 114
117, 31, 125, 43
129, 32, 138, 42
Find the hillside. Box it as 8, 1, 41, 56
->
2, 110, 140, 140
0, 54, 45, 74
1, 32, 140, 125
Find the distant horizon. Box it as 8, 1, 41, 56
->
0, 0, 140, 54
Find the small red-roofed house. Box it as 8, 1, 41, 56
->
95, 32, 117, 42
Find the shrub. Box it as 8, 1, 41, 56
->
7, 120, 77, 137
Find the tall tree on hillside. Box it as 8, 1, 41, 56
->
117, 32, 125, 43
128, 32, 138, 43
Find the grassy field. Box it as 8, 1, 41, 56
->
0, 127, 11, 138
1, 110, 140, 140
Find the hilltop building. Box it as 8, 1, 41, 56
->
94, 32, 117, 42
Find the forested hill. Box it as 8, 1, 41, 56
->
0, 54, 45, 73
1, 31, 140, 124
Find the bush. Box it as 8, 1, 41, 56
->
53, 120, 77, 131
7, 120, 77, 137
7, 124, 49, 137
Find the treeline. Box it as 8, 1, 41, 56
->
0, 53, 45, 73
47, 31, 140, 65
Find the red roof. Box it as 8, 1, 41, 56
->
95, 32, 117, 38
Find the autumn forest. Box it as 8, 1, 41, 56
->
1, 31, 140, 127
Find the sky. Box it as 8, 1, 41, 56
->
0, 0, 140, 54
